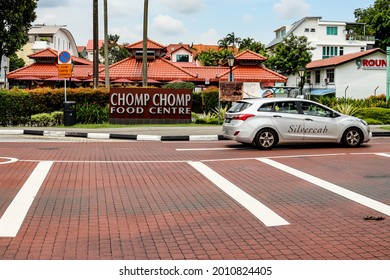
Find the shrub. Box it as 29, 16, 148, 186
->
356, 108, 390, 124
76, 103, 109, 124
30, 111, 64, 126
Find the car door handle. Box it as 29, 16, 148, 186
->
273, 115, 282, 118
305, 118, 313, 121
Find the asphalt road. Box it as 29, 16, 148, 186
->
0, 136, 390, 260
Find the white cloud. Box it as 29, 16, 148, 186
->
153, 14, 187, 35
162, 0, 206, 14
197, 28, 219, 44
273, 0, 310, 20
109, 0, 142, 18
242, 14, 254, 23
37, 0, 71, 8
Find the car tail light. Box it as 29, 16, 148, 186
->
232, 114, 255, 121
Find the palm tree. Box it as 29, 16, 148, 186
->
226, 32, 241, 51
142, 0, 148, 87
217, 37, 229, 50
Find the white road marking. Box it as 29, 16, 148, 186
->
176, 148, 234, 151
0, 157, 18, 165
258, 158, 390, 217
0, 161, 53, 237
188, 161, 289, 227
375, 153, 390, 158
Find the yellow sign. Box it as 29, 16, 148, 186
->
58, 64, 72, 78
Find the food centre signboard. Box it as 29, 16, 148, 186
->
110, 88, 192, 124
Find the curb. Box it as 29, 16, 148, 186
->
0, 129, 227, 141
0, 129, 389, 140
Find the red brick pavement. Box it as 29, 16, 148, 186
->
0, 139, 389, 260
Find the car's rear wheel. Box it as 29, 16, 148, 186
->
342, 127, 363, 147
254, 129, 277, 150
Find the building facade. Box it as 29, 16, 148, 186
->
304, 48, 386, 99
17, 24, 79, 66
267, 17, 375, 61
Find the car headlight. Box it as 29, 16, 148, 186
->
359, 119, 368, 126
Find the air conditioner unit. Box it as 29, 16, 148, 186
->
324, 78, 329, 84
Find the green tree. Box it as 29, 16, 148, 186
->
9, 53, 25, 71
239, 37, 267, 56
217, 37, 230, 50
99, 34, 130, 65
0, 0, 38, 69
195, 49, 233, 66
354, 0, 390, 49
265, 34, 314, 76
226, 32, 241, 50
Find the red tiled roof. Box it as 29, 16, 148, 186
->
218, 65, 287, 82
28, 48, 58, 58
126, 38, 166, 50
166, 44, 192, 57
86, 40, 104, 50
7, 63, 95, 80
106, 57, 197, 81
235, 49, 267, 61
182, 66, 228, 81
28, 48, 92, 65
307, 48, 384, 69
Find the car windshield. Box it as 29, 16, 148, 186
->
228, 102, 252, 113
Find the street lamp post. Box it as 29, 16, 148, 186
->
227, 53, 235, 82
298, 67, 306, 97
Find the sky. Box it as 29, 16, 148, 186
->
34, 0, 375, 47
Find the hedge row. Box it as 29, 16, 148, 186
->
0, 86, 223, 126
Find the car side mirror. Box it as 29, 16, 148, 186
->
332, 112, 340, 118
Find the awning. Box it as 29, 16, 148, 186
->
308, 88, 336, 96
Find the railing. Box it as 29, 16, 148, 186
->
345, 35, 376, 42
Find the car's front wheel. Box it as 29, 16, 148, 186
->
254, 128, 277, 150
342, 127, 363, 147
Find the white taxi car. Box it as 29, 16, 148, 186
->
223, 98, 371, 149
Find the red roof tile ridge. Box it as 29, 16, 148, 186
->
235, 49, 267, 61
28, 48, 58, 58
307, 48, 383, 68
159, 58, 198, 77
126, 38, 166, 50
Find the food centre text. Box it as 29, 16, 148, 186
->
109, 88, 192, 124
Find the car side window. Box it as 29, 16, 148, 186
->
274, 101, 298, 114
258, 102, 274, 112
300, 101, 333, 117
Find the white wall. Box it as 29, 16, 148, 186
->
335, 53, 386, 99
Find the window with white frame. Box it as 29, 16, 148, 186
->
326, 69, 335, 83
326, 26, 338, 35
322, 46, 338, 59
176, 54, 189, 62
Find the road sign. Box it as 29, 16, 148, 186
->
58, 51, 71, 64
58, 64, 72, 78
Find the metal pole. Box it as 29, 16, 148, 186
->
142, 0, 149, 87
104, 0, 109, 88
64, 79, 67, 102
93, 0, 99, 89
386, 47, 390, 102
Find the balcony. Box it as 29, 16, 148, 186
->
345, 34, 376, 42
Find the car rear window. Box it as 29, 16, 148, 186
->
228, 102, 252, 113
